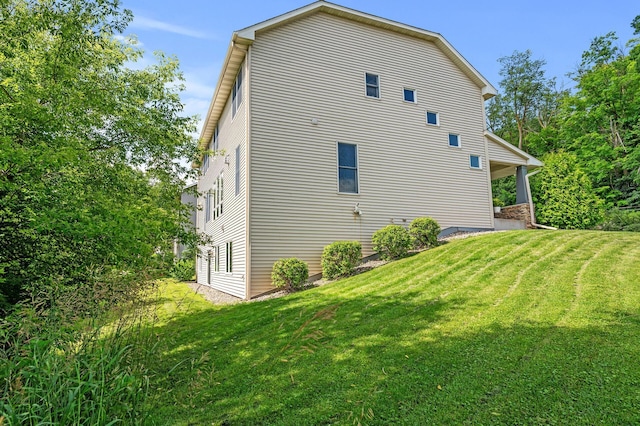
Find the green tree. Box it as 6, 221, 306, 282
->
0, 0, 198, 317
533, 22, 640, 207
491, 50, 557, 151
570, 30, 640, 205
531, 151, 605, 229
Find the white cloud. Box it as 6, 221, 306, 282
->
113, 34, 144, 47
131, 16, 215, 40
182, 97, 212, 120
180, 63, 222, 127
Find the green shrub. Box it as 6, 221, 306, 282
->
321, 241, 362, 280
492, 197, 506, 207
601, 208, 640, 232
170, 258, 195, 281
271, 258, 309, 291
372, 225, 412, 260
531, 151, 605, 229
409, 217, 441, 249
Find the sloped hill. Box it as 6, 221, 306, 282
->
147, 230, 640, 425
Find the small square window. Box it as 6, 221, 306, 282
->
427, 111, 439, 126
449, 134, 460, 147
403, 89, 416, 103
470, 155, 482, 169
365, 73, 379, 98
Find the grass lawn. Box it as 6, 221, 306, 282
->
142, 230, 640, 425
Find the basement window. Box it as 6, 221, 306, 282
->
226, 242, 233, 273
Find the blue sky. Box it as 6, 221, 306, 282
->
122, 0, 639, 134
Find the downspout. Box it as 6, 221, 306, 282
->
525, 169, 558, 230
244, 46, 252, 301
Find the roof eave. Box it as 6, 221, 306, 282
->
192, 33, 251, 168
485, 131, 543, 168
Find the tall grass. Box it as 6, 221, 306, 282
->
0, 291, 157, 425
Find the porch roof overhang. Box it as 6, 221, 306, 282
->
485, 131, 543, 180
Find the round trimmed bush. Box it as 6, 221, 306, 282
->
409, 217, 441, 249
321, 241, 362, 280
371, 224, 412, 260
271, 258, 309, 292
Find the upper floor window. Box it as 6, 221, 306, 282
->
403, 88, 416, 103
211, 172, 224, 220
470, 155, 482, 169
232, 67, 243, 117
337, 142, 358, 194
426, 111, 439, 126
365, 73, 379, 98
448, 134, 461, 148
205, 190, 212, 223
202, 153, 209, 173
212, 125, 219, 152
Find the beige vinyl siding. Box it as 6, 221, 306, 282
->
196, 64, 247, 298
248, 12, 492, 296
487, 138, 528, 165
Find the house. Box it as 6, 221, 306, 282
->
194, 1, 542, 299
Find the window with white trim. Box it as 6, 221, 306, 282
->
205, 190, 212, 222
403, 88, 416, 103
337, 142, 358, 194
211, 172, 224, 220
232, 67, 243, 117
214, 245, 220, 272
226, 242, 233, 273
448, 133, 461, 148
212, 125, 219, 152
365, 73, 379, 98
426, 111, 439, 126
202, 153, 209, 173
470, 155, 482, 169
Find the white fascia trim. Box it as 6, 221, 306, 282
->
195, 34, 250, 157
484, 131, 544, 167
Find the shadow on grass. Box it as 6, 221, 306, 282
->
136, 282, 640, 426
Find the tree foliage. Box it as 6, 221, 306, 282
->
0, 0, 198, 317
488, 50, 560, 151
560, 30, 640, 206
490, 17, 640, 213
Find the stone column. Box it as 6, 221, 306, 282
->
516, 165, 528, 204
